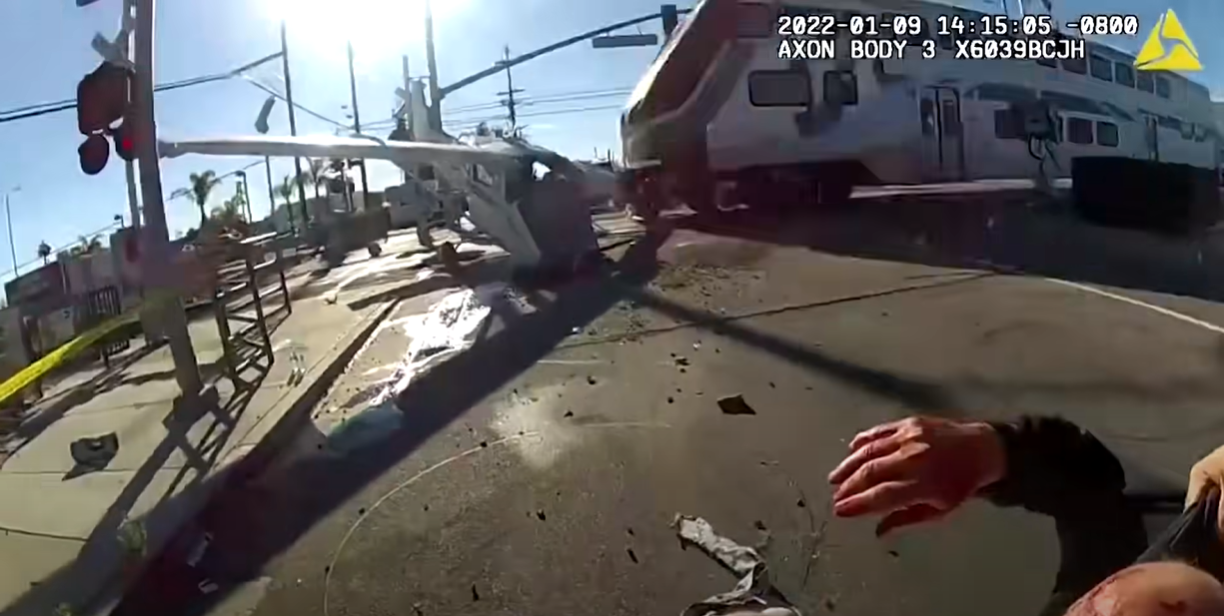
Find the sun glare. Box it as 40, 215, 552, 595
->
262, 0, 471, 64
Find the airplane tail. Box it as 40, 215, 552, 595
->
409, 81, 454, 144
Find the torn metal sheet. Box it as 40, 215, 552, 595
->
373, 283, 511, 404
673, 515, 801, 616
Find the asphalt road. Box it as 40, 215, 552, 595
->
135, 193, 1224, 616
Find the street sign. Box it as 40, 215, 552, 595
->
592, 34, 659, 49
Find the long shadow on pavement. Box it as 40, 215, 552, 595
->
679, 191, 1224, 304
103, 223, 1013, 616
0, 337, 278, 616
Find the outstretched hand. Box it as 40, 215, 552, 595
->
1186, 444, 1224, 541
828, 417, 1007, 536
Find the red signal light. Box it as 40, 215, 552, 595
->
112, 121, 136, 162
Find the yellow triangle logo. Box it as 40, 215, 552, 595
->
1135, 9, 1202, 71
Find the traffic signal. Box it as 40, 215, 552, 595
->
76, 62, 134, 175
112, 118, 136, 162
79, 134, 110, 176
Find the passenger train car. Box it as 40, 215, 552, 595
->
619, 0, 1221, 217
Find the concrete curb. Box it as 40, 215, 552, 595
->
87, 298, 401, 616
224, 297, 402, 480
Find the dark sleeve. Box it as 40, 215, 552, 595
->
978, 416, 1149, 616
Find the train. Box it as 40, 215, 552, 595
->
617, 0, 1221, 220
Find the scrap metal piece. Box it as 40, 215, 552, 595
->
673, 515, 801, 616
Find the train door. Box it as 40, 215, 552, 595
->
919, 87, 965, 182
1141, 113, 1160, 162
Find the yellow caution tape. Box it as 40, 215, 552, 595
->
0, 289, 180, 408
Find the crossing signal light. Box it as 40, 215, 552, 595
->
76, 62, 134, 175
79, 134, 110, 176
112, 120, 136, 162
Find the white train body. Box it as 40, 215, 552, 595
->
619, 0, 1220, 211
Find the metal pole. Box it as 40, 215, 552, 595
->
280, 21, 310, 231
4, 193, 15, 277
239, 172, 252, 222
120, 0, 142, 231
424, 0, 442, 131
264, 156, 281, 223
500, 46, 519, 127
346, 41, 371, 211
133, 0, 202, 397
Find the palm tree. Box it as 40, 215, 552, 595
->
36, 241, 51, 265
171, 170, 219, 229
306, 158, 327, 200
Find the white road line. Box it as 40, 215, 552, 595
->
1044, 278, 1224, 336
973, 257, 1224, 336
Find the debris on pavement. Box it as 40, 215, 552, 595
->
627, 547, 639, 564
68, 432, 119, 477
674, 356, 691, 367
536, 510, 547, 521
672, 515, 801, 616
718, 395, 757, 416
471, 583, 480, 602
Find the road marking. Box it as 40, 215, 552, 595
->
973, 258, 1224, 336
1043, 278, 1224, 335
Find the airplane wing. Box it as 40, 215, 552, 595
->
158, 135, 531, 170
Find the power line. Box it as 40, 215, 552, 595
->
0, 51, 284, 126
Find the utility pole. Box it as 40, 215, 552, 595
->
236, 171, 252, 222
4, 188, 18, 278
346, 41, 371, 211
280, 22, 310, 231
264, 156, 278, 221
133, 0, 202, 398
424, 0, 442, 132
497, 46, 524, 127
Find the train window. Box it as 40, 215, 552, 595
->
748, 70, 811, 106
977, 83, 1037, 105
737, 3, 774, 38
1067, 117, 1093, 144
1096, 121, 1119, 147
1114, 63, 1135, 87
823, 70, 858, 106
1040, 91, 1104, 116
1089, 55, 1113, 81
1157, 115, 1182, 131
920, 98, 936, 136
994, 108, 1023, 139
1136, 71, 1155, 93
1155, 76, 1171, 98
1062, 55, 1087, 74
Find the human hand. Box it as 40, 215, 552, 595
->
1185, 444, 1224, 541
828, 416, 1007, 536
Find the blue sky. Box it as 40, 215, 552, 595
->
0, 0, 1218, 281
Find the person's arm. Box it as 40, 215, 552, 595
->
978, 415, 1131, 515
829, 415, 1148, 616
980, 416, 1149, 616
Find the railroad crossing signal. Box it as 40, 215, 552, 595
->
76, 62, 135, 175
